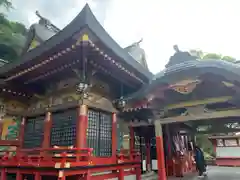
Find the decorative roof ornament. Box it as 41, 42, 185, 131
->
165, 45, 198, 68
21, 11, 60, 54
125, 39, 149, 70
35, 11, 60, 33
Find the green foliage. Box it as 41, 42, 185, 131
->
202, 53, 222, 60
0, 0, 12, 10
196, 134, 215, 159
221, 56, 236, 62
0, 12, 27, 62
190, 49, 236, 62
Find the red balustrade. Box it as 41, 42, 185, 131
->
0, 147, 94, 168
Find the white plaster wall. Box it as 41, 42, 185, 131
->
216, 147, 240, 157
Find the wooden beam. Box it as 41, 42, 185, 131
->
0, 140, 19, 146
160, 109, 240, 124
7, 98, 116, 118
197, 127, 240, 134
209, 135, 240, 139
165, 96, 232, 110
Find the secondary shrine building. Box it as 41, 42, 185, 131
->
209, 134, 240, 167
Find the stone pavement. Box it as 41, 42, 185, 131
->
123, 166, 240, 179
168, 166, 240, 180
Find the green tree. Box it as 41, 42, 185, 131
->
221, 56, 236, 62
190, 49, 236, 63
202, 53, 222, 60
0, 13, 27, 62
0, 0, 12, 10
196, 134, 215, 158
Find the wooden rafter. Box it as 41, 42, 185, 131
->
165, 96, 233, 110
159, 109, 240, 124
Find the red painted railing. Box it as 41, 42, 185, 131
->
0, 147, 142, 180
0, 147, 93, 167
117, 149, 141, 163
0, 147, 141, 168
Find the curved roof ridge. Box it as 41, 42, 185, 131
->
123, 59, 240, 101
83, 6, 152, 79
0, 4, 152, 80
154, 59, 240, 80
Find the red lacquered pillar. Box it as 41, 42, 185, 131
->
76, 104, 88, 149
42, 112, 52, 155
16, 170, 23, 180
112, 113, 117, 161
155, 120, 167, 180
35, 172, 41, 180
1, 168, 6, 180
118, 168, 124, 180
136, 166, 142, 180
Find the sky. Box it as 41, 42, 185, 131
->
4, 0, 240, 74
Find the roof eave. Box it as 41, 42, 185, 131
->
0, 4, 152, 82
124, 60, 240, 103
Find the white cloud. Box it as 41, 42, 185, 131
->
5, 0, 240, 73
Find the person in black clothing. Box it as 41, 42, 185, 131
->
194, 145, 207, 177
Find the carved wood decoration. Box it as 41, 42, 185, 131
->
160, 109, 240, 124
170, 79, 201, 94
28, 76, 115, 112
5, 100, 27, 112
29, 77, 81, 109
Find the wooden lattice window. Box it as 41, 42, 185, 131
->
23, 115, 45, 149
50, 109, 77, 147
87, 109, 112, 157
